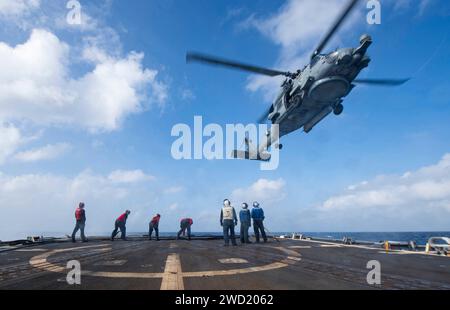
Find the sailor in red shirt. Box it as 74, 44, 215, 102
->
177, 218, 193, 240
71, 202, 87, 243
111, 210, 131, 241
148, 214, 161, 241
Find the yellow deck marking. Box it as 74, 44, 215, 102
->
85, 271, 162, 278
16, 249, 47, 252
94, 260, 127, 266
29, 245, 300, 282
30, 244, 109, 272
274, 246, 302, 257
182, 262, 288, 278
160, 254, 184, 290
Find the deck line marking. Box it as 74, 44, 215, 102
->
29, 245, 298, 280
182, 262, 288, 278
218, 258, 249, 264
160, 254, 184, 290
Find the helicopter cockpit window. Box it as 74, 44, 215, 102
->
311, 55, 323, 66
326, 51, 339, 64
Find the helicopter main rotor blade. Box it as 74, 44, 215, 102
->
311, 0, 360, 59
354, 78, 410, 86
187, 52, 291, 77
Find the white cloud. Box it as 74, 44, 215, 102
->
14, 143, 72, 163
168, 203, 179, 211
392, 0, 433, 15
0, 169, 159, 241
164, 186, 184, 194
108, 170, 155, 184
321, 154, 450, 211
0, 28, 168, 132
0, 123, 22, 164
0, 0, 40, 17
231, 178, 286, 206
181, 88, 196, 101
295, 154, 450, 231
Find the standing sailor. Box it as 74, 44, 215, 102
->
71, 202, 88, 243
149, 214, 161, 241
220, 199, 238, 247
111, 210, 131, 241
251, 202, 267, 243
239, 203, 252, 244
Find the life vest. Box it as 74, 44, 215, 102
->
222, 206, 234, 220
75, 208, 84, 221
182, 218, 193, 226
117, 213, 127, 222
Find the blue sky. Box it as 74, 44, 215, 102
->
0, 0, 449, 240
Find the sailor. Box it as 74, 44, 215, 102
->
71, 202, 87, 243
251, 202, 267, 243
149, 214, 161, 241
220, 199, 238, 247
239, 203, 252, 244
111, 210, 131, 241
177, 218, 193, 240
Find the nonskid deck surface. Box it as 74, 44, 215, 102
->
0, 238, 449, 290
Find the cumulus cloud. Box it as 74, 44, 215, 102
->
392, 0, 433, 15
294, 154, 450, 231
108, 170, 155, 184
164, 186, 185, 194
168, 203, 179, 211
0, 29, 168, 132
0, 123, 22, 164
231, 178, 286, 206
0, 169, 161, 241
321, 154, 450, 211
14, 143, 71, 163
0, 0, 40, 17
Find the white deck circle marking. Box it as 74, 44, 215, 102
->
94, 260, 127, 266
29, 243, 301, 283
218, 258, 249, 264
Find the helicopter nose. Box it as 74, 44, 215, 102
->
337, 53, 352, 65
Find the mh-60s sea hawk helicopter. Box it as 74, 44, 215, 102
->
187, 0, 409, 162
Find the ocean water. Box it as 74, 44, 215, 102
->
292, 232, 450, 245
133, 231, 450, 245
6, 231, 450, 246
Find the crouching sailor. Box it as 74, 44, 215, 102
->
111, 210, 130, 241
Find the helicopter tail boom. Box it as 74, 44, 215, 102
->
232, 150, 271, 162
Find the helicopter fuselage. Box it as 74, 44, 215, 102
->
270, 35, 372, 137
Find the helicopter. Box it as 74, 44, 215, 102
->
186, 0, 409, 162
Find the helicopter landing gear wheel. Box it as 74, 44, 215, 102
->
333, 103, 344, 116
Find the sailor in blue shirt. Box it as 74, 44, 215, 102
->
251, 202, 267, 243
239, 203, 252, 244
